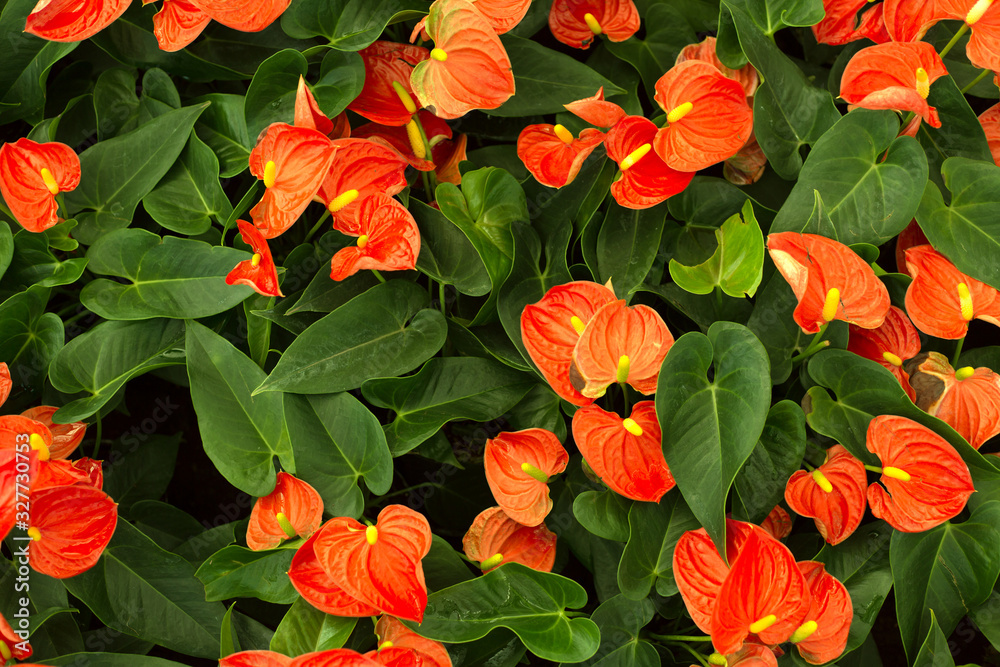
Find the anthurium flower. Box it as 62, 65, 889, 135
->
32, 457, 103, 493
288, 534, 380, 617
0, 449, 38, 541
548, 0, 640, 49
848, 306, 922, 401
458, 0, 533, 33
716, 643, 779, 667
904, 244, 1000, 339
375, 616, 452, 667
571, 401, 675, 502
220, 650, 293, 667
409, 0, 515, 119
0, 363, 10, 407
317, 139, 409, 233
27, 485, 117, 579
186, 0, 290, 32
839, 42, 948, 128
883, 0, 948, 41
792, 562, 852, 664
711, 529, 812, 655
784, 445, 867, 546
605, 115, 695, 209
295, 76, 337, 137
463, 506, 557, 573
152, 0, 211, 52
24, 0, 130, 41
0, 416, 53, 462
571, 299, 675, 398
246, 472, 323, 550
767, 232, 891, 334
329, 194, 421, 281
813, 0, 890, 45
521, 281, 618, 405
653, 61, 754, 173
354, 111, 452, 172
431, 133, 467, 186
222, 649, 383, 667
980, 103, 1000, 166
484, 428, 568, 526
905, 351, 1000, 449
894, 220, 929, 276
0, 138, 81, 233
516, 124, 605, 188
724, 134, 768, 186
226, 221, 284, 298
19, 407, 85, 460
350, 42, 430, 126
866, 415, 975, 532
937, 0, 1000, 70
760, 505, 793, 540
0, 613, 32, 662
564, 88, 626, 129
676, 36, 759, 98
249, 124, 337, 238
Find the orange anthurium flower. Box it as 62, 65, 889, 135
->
521, 281, 618, 405
409, 0, 516, 119
792, 562, 852, 665
711, 529, 812, 655
220, 650, 293, 667
839, 42, 948, 128
246, 472, 323, 551
0, 416, 53, 462
186, 0, 290, 32
1, 613, 32, 662
484, 428, 568, 526
653, 61, 754, 173
375, 616, 452, 667
905, 351, 1000, 449
26, 485, 117, 579
289, 533, 381, 617
767, 232, 891, 335
249, 124, 337, 239
516, 124, 605, 189
329, 194, 421, 281
760, 505, 793, 540
571, 401, 675, 502
31, 457, 102, 493
676, 36, 759, 98
784, 445, 867, 546
24, 0, 130, 41
883, 0, 948, 40
848, 306, 922, 401
564, 87, 627, 129
0, 449, 38, 541
317, 139, 409, 233
894, 220, 929, 276
19, 407, 85, 460
152, 0, 211, 52
295, 76, 337, 138
354, 110, 452, 172
717, 643, 779, 667
310, 505, 433, 623
904, 244, 1000, 339
866, 415, 975, 532
350, 42, 430, 127
814, 0, 890, 45
463, 506, 557, 573
409, 0, 533, 38
222, 649, 384, 667
548, 0, 640, 49
0, 139, 81, 233
571, 299, 675, 398
226, 220, 284, 298
937, 0, 1000, 70
605, 115, 695, 209
0, 363, 10, 407
981, 103, 1000, 166
431, 133, 467, 186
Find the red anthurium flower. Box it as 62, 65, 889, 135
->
317, 139, 409, 233
222, 649, 384, 667
883, 0, 948, 40
760, 505, 793, 540
517, 124, 605, 188
464, 0, 533, 33
866, 415, 975, 532
814, 0, 890, 45
220, 650, 293, 667
24, 0, 130, 41
329, 194, 421, 281
226, 220, 284, 298
981, 103, 1000, 166
432, 133, 467, 186
152, 0, 211, 52
905, 351, 1000, 449
484, 428, 568, 526
409, 0, 515, 119
653, 61, 754, 173
711, 529, 812, 655
27, 485, 117, 579
295, 76, 336, 137
571, 401, 675, 502
548, 0, 640, 49
365, 646, 421, 667
32, 457, 103, 493
0, 139, 81, 233
247, 472, 323, 551
354, 111, 453, 172
784, 445, 867, 546
715, 643, 779, 667
894, 220, 929, 276
463, 506, 557, 573
605, 115, 695, 209
564, 88, 626, 129
0, 416, 53, 463
0, 613, 31, 662
905, 244, 1000, 339
571, 299, 675, 398
848, 306, 922, 401
375, 616, 452, 667
350, 42, 430, 127
186, 0, 290, 32
767, 232, 891, 334
288, 533, 381, 617
676, 36, 759, 98
791, 562, 852, 665
839, 42, 948, 129
19, 407, 85, 460
937, 0, 1000, 70
520, 281, 618, 405
249, 124, 337, 239
0, 363, 10, 407
0, 449, 38, 541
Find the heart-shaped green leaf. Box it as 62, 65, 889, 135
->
269, 598, 356, 657
732, 399, 806, 523
196, 546, 297, 604
617, 492, 700, 599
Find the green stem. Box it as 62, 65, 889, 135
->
648, 634, 712, 642
961, 68, 991, 93
791, 323, 831, 363
413, 114, 438, 198
864, 464, 884, 474
939, 22, 970, 60
91, 412, 102, 459
220, 181, 261, 246
953, 336, 966, 367
371, 270, 387, 284
802, 460, 816, 472
670, 643, 711, 667
439, 281, 447, 315
303, 210, 330, 245
619, 382, 631, 416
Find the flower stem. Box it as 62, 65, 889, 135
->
371, 270, 387, 284
91, 412, 102, 459
303, 210, 330, 245
439, 281, 447, 315
953, 336, 966, 367
939, 23, 970, 60
864, 464, 884, 474
648, 634, 712, 642
791, 322, 831, 363
961, 68, 991, 93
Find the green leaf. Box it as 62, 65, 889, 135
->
915, 157, 1000, 291
669, 200, 764, 298
605, 4, 697, 100
64, 104, 208, 245
596, 203, 667, 300
270, 598, 357, 657
361, 357, 535, 456
186, 321, 294, 497
280, 0, 427, 49
81, 229, 253, 320
0, 220, 11, 282
424, 535, 477, 591
732, 400, 806, 523
729, 0, 825, 36
913, 612, 956, 667
193, 93, 252, 178
969, 590, 1000, 653
409, 563, 600, 663
221, 604, 239, 658
103, 434, 181, 515
493, 35, 625, 116
655, 322, 771, 554
573, 490, 632, 543
143, 134, 233, 235
0, 286, 64, 391
256, 280, 447, 395
891, 502, 1000, 660
769, 110, 929, 245
49, 319, 185, 423
283, 392, 393, 517
45, 657, 190, 667
412, 199, 491, 297
4, 229, 88, 289
617, 492, 700, 599
917, 76, 993, 191
573, 595, 658, 667
196, 546, 298, 604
